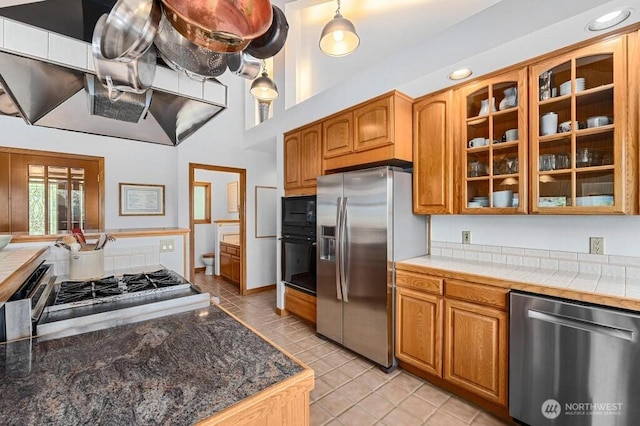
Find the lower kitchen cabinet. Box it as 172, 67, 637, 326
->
284, 286, 316, 325
444, 298, 508, 407
395, 269, 509, 411
395, 286, 442, 376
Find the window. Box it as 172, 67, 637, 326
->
0, 148, 103, 235
193, 181, 211, 224
28, 165, 86, 234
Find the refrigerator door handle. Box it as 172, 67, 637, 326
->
335, 197, 343, 301
340, 197, 349, 302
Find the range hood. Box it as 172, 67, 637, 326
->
0, 0, 228, 146
0, 50, 225, 145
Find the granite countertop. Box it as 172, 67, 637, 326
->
398, 255, 640, 311
0, 305, 304, 425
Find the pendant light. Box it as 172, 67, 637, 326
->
250, 61, 279, 102
319, 0, 360, 57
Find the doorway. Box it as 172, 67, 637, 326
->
189, 163, 247, 295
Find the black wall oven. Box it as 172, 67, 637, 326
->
281, 195, 316, 295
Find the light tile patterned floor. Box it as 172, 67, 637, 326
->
194, 274, 510, 426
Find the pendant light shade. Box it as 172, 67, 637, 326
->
250, 62, 279, 101
319, 1, 359, 57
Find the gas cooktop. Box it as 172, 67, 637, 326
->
55, 269, 188, 305
37, 268, 210, 341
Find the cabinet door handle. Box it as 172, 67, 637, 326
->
528, 309, 634, 341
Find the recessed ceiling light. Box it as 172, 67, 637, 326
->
448, 68, 473, 80
587, 9, 631, 31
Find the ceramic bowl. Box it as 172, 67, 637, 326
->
559, 121, 572, 133
0, 235, 12, 251
492, 190, 513, 208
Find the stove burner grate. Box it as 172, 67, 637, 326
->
55, 269, 187, 305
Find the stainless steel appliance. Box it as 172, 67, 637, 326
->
36, 269, 210, 341
0, 262, 56, 342
316, 166, 427, 370
281, 195, 317, 295
510, 291, 640, 425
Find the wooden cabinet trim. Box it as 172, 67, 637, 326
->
396, 270, 443, 295
445, 279, 509, 310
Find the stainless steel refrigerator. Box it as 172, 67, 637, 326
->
316, 166, 427, 370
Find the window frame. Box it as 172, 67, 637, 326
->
0, 146, 104, 238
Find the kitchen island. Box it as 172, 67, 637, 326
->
0, 305, 314, 425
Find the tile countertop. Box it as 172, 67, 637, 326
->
0, 305, 309, 425
397, 256, 640, 312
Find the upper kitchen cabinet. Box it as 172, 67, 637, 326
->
323, 90, 413, 172
413, 90, 455, 214
284, 123, 322, 196
458, 68, 529, 214
529, 35, 637, 214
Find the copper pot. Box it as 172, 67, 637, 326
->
160, 0, 273, 53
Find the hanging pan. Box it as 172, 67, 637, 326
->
245, 5, 288, 59
160, 0, 273, 53
100, 0, 161, 61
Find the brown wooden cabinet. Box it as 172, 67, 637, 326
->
323, 90, 413, 171
322, 111, 353, 159
284, 286, 317, 325
396, 286, 443, 377
413, 89, 455, 214
458, 67, 529, 214
443, 280, 509, 407
219, 242, 240, 285
395, 269, 509, 409
529, 34, 636, 214
284, 123, 322, 196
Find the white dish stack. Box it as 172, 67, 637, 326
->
559, 77, 585, 96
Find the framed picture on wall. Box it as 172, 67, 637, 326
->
119, 183, 165, 216
227, 181, 239, 213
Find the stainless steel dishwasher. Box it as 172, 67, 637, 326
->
510, 291, 640, 425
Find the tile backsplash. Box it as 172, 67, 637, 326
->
430, 241, 640, 279
48, 245, 160, 277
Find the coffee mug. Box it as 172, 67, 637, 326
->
541, 112, 558, 136
505, 129, 518, 141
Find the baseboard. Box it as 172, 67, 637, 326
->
244, 284, 276, 295
195, 267, 205, 273
276, 307, 290, 316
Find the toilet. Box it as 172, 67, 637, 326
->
202, 253, 215, 276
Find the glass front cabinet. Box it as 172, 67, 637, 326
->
458, 68, 528, 213
529, 35, 633, 214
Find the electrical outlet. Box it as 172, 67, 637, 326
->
462, 231, 471, 244
589, 237, 604, 255
160, 239, 175, 253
